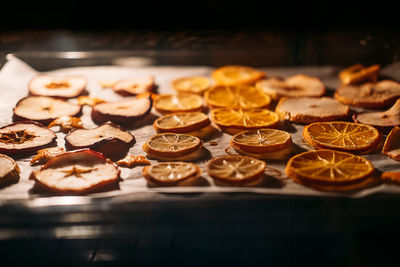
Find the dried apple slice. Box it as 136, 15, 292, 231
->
65, 122, 135, 160
91, 96, 152, 125
13, 96, 82, 126
382, 126, 400, 161
0, 121, 57, 157
0, 154, 20, 187
30, 147, 65, 165
112, 76, 156, 96
29, 74, 87, 98
48, 116, 84, 133
31, 149, 121, 194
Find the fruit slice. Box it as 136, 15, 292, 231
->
30, 147, 65, 165
286, 149, 374, 188
303, 121, 381, 153
231, 129, 292, 159
77, 96, 106, 106
112, 76, 156, 96
48, 116, 84, 133
275, 97, 350, 124
338, 64, 380, 85
65, 122, 135, 160
382, 126, 400, 161
153, 112, 211, 134
13, 96, 82, 126
210, 108, 279, 135
255, 74, 326, 100
0, 154, 20, 187
28, 74, 87, 98
204, 85, 271, 109
31, 149, 121, 194
353, 99, 400, 132
91, 95, 152, 125
116, 155, 150, 168
381, 172, 400, 184
211, 65, 266, 85
0, 121, 57, 157
335, 80, 400, 108
154, 93, 203, 114
143, 162, 201, 186
172, 76, 211, 94
206, 155, 266, 184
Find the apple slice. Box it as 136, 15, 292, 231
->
0, 154, 20, 187
29, 74, 87, 98
65, 122, 135, 160
31, 149, 121, 194
91, 96, 152, 125
0, 121, 57, 157
112, 76, 156, 96
13, 96, 82, 126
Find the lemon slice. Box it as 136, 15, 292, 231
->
154, 93, 204, 114
207, 155, 266, 184
211, 65, 266, 85
172, 76, 211, 94
143, 162, 201, 186
204, 85, 270, 109
153, 112, 210, 133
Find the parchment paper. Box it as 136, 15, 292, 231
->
1, 54, 400, 200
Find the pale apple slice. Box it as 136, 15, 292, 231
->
0, 121, 57, 157
0, 153, 20, 187
29, 74, 87, 98
112, 76, 156, 96
13, 96, 82, 126
31, 149, 121, 194
91, 96, 152, 125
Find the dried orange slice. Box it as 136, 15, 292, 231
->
154, 93, 203, 114
143, 162, 201, 186
231, 129, 292, 159
382, 126, 400, 161
381, 172, 400, 184
211, 65, 266, 85
303, 121, 381, 153
210, 108, 279, 135
204, 85, 270, 109
339, 64, 380, 85
172, 76, 211, 94
206, 155, 266, 184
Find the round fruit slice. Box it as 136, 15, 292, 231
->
29, 74, 87, 98
91, 95, 152, 125
143, 162, 201, 186
171, 76, 211, 94
206, 155, 266, 184
65, 122, 135, 160
210, 108, 279, 135
153, 112, 210, 133
275, 97, 350, 124
0, 121, 57, 157
286, 149, 374, 186
31, 149, 121, 194
154, 93, 203, 114
211, 65, 266, 85
204, 85, 271, 109
255, 74, 326, 100
335, 80, 400, 108
382, 126, 400, 161
13, 96, 82, 126
142, 133, 203, 159
338, 64, 380, 85
112, 76, 156, 96
0, 153, 20, 187
303, 121, 381, 153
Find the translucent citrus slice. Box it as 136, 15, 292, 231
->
154, 93, 203, 114
172, 76, 211, 94
206, 155, 266, 184
286, 149, 374, 186
153, 112, 210, 133
211, 108, 279, 134
143, 162, 201, 186
303, 121, 381, 153
204, 85, 270, 109
211, 65, 266, 85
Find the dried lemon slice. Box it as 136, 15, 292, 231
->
154, 93, 204, 114
143, 162, 201, 186
211, 108, 279, 135
172, 76, 211, 94
231, 129, 292, 159
211, 65, 266, 85
207, 155, 266, 184
204, 85, 271, 109
303, 121, 381, 153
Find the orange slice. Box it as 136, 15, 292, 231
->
211, 65, 266, 85
210, 108, 279, 135
204, 85, 270, 109
339, 64, 380, 85
303, 121, 381, 153
154, 93, 203, 114
153, 112, 210, 133
382, 126, 400, 161
172, 76, 211, 94
143, 162, 201, 186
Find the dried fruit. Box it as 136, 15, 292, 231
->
382, 126, 400, 161
48, 116, 84, 133
112, 76, 156, 96
143, 162, 201, 186
154, 93, 204, 114
339, 64, 380, 85
77, 96, 106, 106
172, 76, 211, 94
116, 155, 150, 168
0, 153, 20, 187
211, 65, 266, 85
30, 147, 65, 165
29, 74, 87, 98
